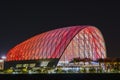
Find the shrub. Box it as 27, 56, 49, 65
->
4, 69, 13, 74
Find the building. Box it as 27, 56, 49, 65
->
5, 25, 106, 69
0, 59, 4, 70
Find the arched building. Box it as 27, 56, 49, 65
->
5, 25, 106, 69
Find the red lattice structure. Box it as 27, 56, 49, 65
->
6, 25, 106, 63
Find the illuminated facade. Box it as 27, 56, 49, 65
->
6, 25, 106, 68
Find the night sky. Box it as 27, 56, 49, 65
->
0, 1, 120, 58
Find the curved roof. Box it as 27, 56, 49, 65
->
6, 25, 106, 61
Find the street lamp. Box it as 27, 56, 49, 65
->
1, 56, 6, 60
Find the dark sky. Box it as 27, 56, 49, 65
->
0, 1, 120, 57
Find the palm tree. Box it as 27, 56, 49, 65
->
70, 57, 83, 65
82, 58, 93, 66
102, 57, 113, 72
96, 58, 104, 66
112, 57, 120, 72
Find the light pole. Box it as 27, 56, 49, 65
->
1, 56, 6, 60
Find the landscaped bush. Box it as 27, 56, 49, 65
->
97, 68, 103, 73
68, 69, 73, 73
4, 68, 13, 74
55, 68, 63, 73
80, 68, 86, 73
21, 67, 28, 73
89, 67, 96, 73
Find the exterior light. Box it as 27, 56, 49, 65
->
1, 56, 6, 60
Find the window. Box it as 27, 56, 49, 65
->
40, 61, 49, 66
23, 64, 29, 67
16, 64, 22, 68
29, 63, 36, 67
